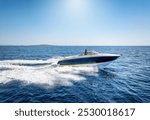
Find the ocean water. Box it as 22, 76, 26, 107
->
0, 46, 149, 103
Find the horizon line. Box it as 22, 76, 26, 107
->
0, 44, 150, 47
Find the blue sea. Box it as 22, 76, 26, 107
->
0, 46, 149, 103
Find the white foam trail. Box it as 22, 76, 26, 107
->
0, 58, 99, 87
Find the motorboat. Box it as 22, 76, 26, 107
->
57, 50, 120, 66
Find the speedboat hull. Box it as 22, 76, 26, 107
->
57, 54, 120, 65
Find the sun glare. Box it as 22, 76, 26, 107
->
69, 0, 83, 8
66, 0, 88, 14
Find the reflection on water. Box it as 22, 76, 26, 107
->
99, 68, 117, 80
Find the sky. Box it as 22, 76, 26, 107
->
0, 0, 150, 45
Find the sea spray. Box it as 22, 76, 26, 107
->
0, 58, 99, 87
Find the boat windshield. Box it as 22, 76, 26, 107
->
80, 50, 100, 56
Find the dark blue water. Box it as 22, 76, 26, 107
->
0, 46, 150, 103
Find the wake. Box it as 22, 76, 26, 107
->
0, 57, 99, 87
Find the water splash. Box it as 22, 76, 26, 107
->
0, 57, 99, 87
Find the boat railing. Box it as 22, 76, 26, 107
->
80, 50, 100, 56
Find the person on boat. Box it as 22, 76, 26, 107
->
84, 49, 87, 55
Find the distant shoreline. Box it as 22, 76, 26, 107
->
0, 45, 149, 47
